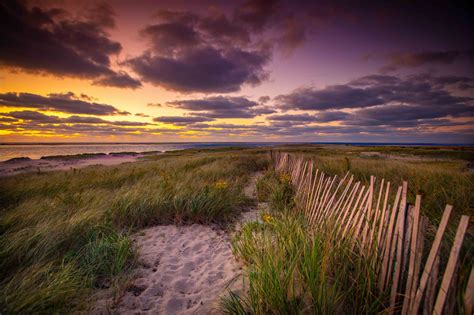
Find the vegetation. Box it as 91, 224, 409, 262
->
223, 173, 387, 314
0, 145, 472, 314
0, 149, 268, 313
223, 145, 472, 314
272, 145, 474, 224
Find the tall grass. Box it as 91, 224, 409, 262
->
223, 174, 387, 314
269, 147, 473, 224
0, 150, 268, 313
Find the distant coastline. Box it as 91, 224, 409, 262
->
1, 142, 473, 162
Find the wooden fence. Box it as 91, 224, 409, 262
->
271, 151, 473, 315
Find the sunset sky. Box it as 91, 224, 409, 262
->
1, 0, 473, 143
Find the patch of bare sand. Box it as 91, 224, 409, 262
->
0, 154, 143, 177
92, 173, 264, 314
93, 224, 241, 314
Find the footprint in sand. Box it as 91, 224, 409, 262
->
93, 174, 264, 314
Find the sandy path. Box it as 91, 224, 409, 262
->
93, 173, 262, 314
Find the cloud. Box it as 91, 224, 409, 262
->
0, 0, 140, 88
153, 116, 213, 125
273, 73, 474, 132
135, 113, 150, 117
2, 110, 150, 127
128, 46, 270, 93
267, 114, 316, 122
0, 92, 128, 115
93, 71, 142, 89
381, 50, 474, 72
234, 0, 280, 32
258, 95, 271, 104
275, 85, 385, 111
166, 96, 274, 118
126, 4, 275, 93
276, 74, 473, 112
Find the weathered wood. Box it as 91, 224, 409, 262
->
379, 185, 402, 291
433, 215, 470, 314
411, 205, 453, 314
273, 153, 470, 315
402, 195, 421, 315
409, 215, 427, 313
424, 255, 440, 315
464, 266, 474, 315
389, 181, 408, 314
377, 181, 391, 250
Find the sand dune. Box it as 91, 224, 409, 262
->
93, 173, 263, 314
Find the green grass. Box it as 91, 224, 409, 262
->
223, 146, 472, 314
0, 144, 472, 314
0, 149, 268, 313
271, 145, 473, 224
223, 175, 387, 314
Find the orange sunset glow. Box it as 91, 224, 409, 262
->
0, 0, 473, 143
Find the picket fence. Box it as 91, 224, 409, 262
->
271, 151, 473, 315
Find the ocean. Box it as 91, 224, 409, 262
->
0, 142, 276, 161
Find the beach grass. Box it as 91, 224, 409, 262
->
223, 174, 386, 314
0, 150, 268, 313
0, 145, 472, 313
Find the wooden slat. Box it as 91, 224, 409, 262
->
316, 175, 337, 222
377, 181, 391, 250
379, 186, 403, 291
464, 266, 474, 315
336, 181, 359, 227
329, 175, 353, 221
389, 181, 408, 314
402, 195, 421, 315
424, 255, 440, 315
411, 205, 453, 314
408, 216, 427, 313
368, 178, 385, 250
433, 215, 470, 315
342, 185, 368, 239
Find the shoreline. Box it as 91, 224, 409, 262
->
0, 151, 162, 177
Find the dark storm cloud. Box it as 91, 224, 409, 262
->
166, 96, 274, 118
140, 22, 201, 54
128, 47, 270, 93
2, 110, 150, 126
275, 85, 385, 111
276, 74, 473, 112
267, 114, 315, 122
126, 1, 285, 93
93, 72, 142, 89
273, 73, 473, 133
0, 0, 140, 88
381, 50, 474, 72
4, 110, 61, 123
0, 92, 128, 115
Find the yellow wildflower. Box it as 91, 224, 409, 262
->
261, 213, 273, 223
213, 180, 228, 189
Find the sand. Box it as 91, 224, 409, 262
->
0, 154, 145, 177
92, 173, 264, 314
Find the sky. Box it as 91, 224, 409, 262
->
0, 0, 473, 143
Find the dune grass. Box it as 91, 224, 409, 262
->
0, 145, 471, 314
223, 172, 387, 314
0, 149, 268, 313
271, 145, 473, 224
